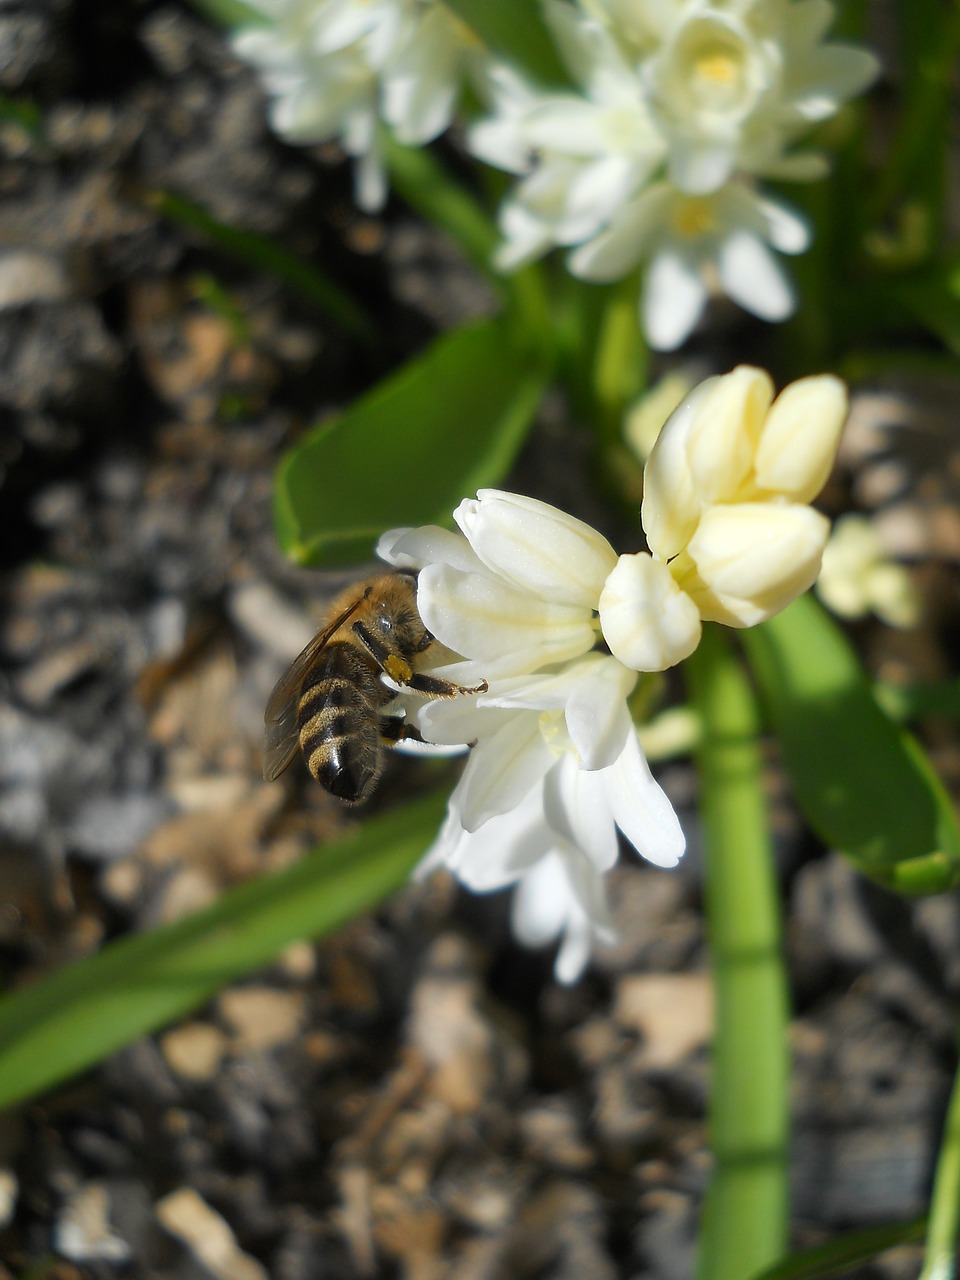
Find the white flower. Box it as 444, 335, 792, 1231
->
468, 3, 667, 270
378, 490, 687, 981
233, 0, 481, 210
638, 1, 878, 195
568, 179, 810, 350
234, 8, 386, 208
381, 491, 618, 678
817, 514, 920, 628
470, 0, 878, 345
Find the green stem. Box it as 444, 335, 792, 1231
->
686, 627, 790, 1280
920, 1041, 960, 1280
591, 272, 647, 453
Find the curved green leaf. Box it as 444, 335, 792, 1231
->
274, 318, 547, 566
0, 793, 445, 1112
742, 594, 960, 894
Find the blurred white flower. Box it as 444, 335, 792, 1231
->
817, 513, 920, 628
468, 5, 666, 270
470, 0, 878, 345
639, 1, 879, 194
233, 0, 481, 210
569, 179, 809, 349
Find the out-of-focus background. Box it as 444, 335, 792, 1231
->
1, 3, 960, 1277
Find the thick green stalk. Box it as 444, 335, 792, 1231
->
686, 627, 790, 1280
919, 1041, 960, 1280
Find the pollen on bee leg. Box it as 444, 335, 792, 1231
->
384, 654, 414, 684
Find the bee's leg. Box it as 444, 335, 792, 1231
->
404, 670, 488, 698
379, 715, 425, 745
352, 620, 487, 698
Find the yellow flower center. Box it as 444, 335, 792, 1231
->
672, 197, 717, 238
694, 49, 740, 87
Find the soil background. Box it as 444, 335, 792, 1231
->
1, 3, 960, 1278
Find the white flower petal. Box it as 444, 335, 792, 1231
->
543, 755, 619, 871
379, 524, 485, 573
563, 657, 636, 768
417, 563, 596, 673
717, 230, 797, 321
452, 785, 553, 890
602, 730, 685, 868
756, 194, 813, 254
454, 490, 618, 608
643, 248, 707, 350
686, 364, 773, 503
455, 713, 555, 830
510, 847, 616, 983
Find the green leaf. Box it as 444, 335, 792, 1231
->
275, 318, 548, 566
893, 270, 960, 354
189, 0, 267, 29
750, 1218, 926, 1280
443, 0, 571, 88
0, 793, 445, 1112
742, 594, 960, 895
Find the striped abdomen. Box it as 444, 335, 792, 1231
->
296, 642, 387, 804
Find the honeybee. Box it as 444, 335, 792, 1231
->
263, 570, 487, 804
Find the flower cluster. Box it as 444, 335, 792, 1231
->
383, 366, 848, 980
470, 0, 879, 347
232, 0, 481, 210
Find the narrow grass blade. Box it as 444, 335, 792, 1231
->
148, 189, 378, 346
0, 792, 445, 1112
750, 1219, 926, 1280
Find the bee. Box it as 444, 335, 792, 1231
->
263, 570, 487, 804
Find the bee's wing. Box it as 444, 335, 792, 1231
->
262, 594, 367, 782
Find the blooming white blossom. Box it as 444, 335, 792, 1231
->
468, 14, 667, 271
569, 178, 810, 349
233, 0, 482, 211
469, 0, 879, 346
378, 493, 686, 982
601, 365, 848, 658
816, 513, 920, 628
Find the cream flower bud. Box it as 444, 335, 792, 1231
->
685, 365, 773, 503
454, 489, 618, 608
599, 552, 703, 671
683, 502, 830, 627
641, 376, 717, 559
754, 375, 848, 503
